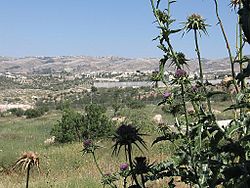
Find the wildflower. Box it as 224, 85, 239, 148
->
183, 13, 209, 35
191, 85, 198, 92
112, 124, 147, 186
112, 124, 147, 156
175, 69, 187, 78
158, 91, 172, 106
163, 91, 171, 99
170, 52, 189, 68
82, 139, 100, 154
12, 151, 40, 172
230, 0, 240, 9
120, 163, 129, 171
83, 139, 92, 148
133, 156, 152, 175
12, 151, 41, 188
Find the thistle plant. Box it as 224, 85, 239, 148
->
183, 13, 214, 115
149, 0, 250, 187
119, 163, 129, 188
12, 151, 40, 188
183, 13, 208, 83
213, 0, 239, 93
150, 0, 191, 137
132, 157, 153, 188
112, 124, 147, 187
230, 0, 241, 9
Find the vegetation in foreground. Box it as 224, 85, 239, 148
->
1, 0, 250, 187
0, 108, 176, 188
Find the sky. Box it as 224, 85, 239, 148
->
0, 0, 249, 59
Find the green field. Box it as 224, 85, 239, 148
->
0, 107, 174, 188
0, 101, 234, 188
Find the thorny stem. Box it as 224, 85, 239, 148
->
127, 144, 140, 186
194, 29, 213, 114
238, 1, 245, 119
141, 174, 146, 188
26, 163, 31, 188
150, 0, 179, 68
194, 29, 204, 84
213, 0, 239, 93
92, 152, 104, 176
239, 2, 245, 90
123, 177, 127, 188
181, 83, 189, 136
151, 0, 188, 134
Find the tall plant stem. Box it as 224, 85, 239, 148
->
150, 0, 179, 68
238, 2, 246, 120
194, 29, 213, 114
213, 0, 239, 93
141, 174, 146, 188
127, 144, 140, 186
26, 164, 31, 188
194, 30, 204, 84
181, 83, 189, 136
238, 2, 245, 90
92, 152, 104, 176
123, 177, 127, 188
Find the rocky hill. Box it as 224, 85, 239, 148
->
0, 56, 240, 75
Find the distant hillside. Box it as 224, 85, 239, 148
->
0, 56, 240, 75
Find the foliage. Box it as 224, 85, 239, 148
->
24, 108, 46, 119
51, 104, 114, 143
148, 0, 250, 187
82, 104, 114, 139
7, 108, 25, 117
80, 1, 250, 187
126, 99, 146, 109
51, 109, 82, 143
3, 1, 250, 188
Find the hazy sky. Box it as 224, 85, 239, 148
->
0, 0, 249, 59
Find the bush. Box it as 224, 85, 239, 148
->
51, 109, 82, 143
126, 99, 146, 109
51, 104, 114, 143
82, 104, 113, 139
24, 108, 45, 119
7, 108, 25, 117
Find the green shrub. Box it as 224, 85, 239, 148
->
51, 104, 114, 143
7, 108, 25, 117
24, 108, 44, 119
51, 109, 82, 143
126, 99, 146, 109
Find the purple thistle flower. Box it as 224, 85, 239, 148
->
175, 69, 187, 78
163, 92, 171, 99
191, 85, 198, 92
83, 139, 92, 148
120, 163, 129, 171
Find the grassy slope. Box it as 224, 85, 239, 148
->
0, 108, 172, 188
0, 101, 233, 188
